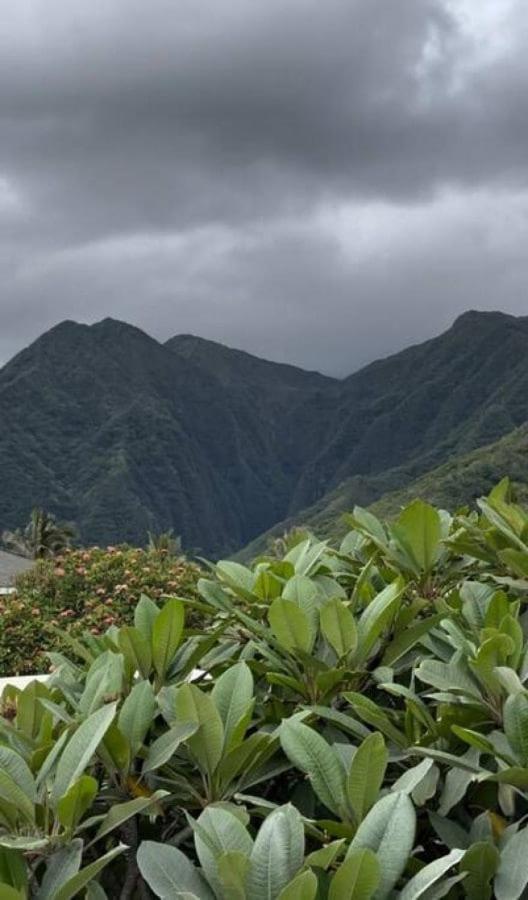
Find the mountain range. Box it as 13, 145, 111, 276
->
1, 309, 527, 557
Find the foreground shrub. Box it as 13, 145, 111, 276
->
3, 479, 528, 895
0, 545, 201, 674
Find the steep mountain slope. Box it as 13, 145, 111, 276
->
290, 310, 528, 512
239, 423, 528, 557
0, 319, 333, 556
2, 309, 528, 558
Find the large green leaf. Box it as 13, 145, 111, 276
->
399, 848, 464, 900
268, 598, 314, 653
137, 840, 214, 899
278, 870, 318, 900
347, 792, 416, 899
216, 560, 256, 592
0, 770, 35, 826
282, 575, 320, 628
0, 847, 27, 895
356, 578, 405, 664
91, 791, 168, 844
117, 679, 156, 756
246, 804, 304, 900
51, 702, 117, 806
346, 732, 388, 823
329, 849, 380, 900
344, 693, 407, 748
503, 692, 528, 765
53, 845, 126, 900
211, 661, 254, 749
134, 594, 160, 641
118, 626, 152, 678
320, 598, 358, 658
461, 842, 499, 900
78, 652, 124, 716
382, 615, 443, 667
217, 851, 250, 900
173, 684, 224, 776
143, 722, 199, 773
35, 840, 82, 900
0, 886, 23, 899
280, 718, 346, 818
152, 598, 185, 680
415, 659, 481, 698
57, 775, 98, 830
391, 500, 442, 575
494, 824, 528, 900
0, 747, 36, 803
438, 749, 480, 816
193, 806, 253, 898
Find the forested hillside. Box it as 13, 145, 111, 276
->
1, 310, 527, 556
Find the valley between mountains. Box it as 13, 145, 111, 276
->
1, 309, 527, 557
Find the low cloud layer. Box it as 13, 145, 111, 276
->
1, 0, 528, 374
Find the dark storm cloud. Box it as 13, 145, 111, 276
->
0, 0, 528, 373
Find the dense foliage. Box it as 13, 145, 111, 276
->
245, 423, 528, 555
0, 546, 201, 675
4, 480, 528, 896
2, 310, 528, 557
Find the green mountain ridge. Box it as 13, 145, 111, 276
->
1, 310, 528, 557
239, 422, 528, 558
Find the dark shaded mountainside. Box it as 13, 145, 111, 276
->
1, 310, 528, 558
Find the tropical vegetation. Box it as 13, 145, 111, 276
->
2, 509, 76, 560
2, 310, 528, 558
3, 480, 528, 896
0, 545, 201, 675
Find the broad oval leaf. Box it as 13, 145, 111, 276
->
143, 722, 199, 774
51, 703, 117, 807
399, 848, 464, 900
356, 579, 405, 665
329, 848, 380, 900
78, 652, 124, 716
118, 626, 152, 679
57, 775, 98, 830
35, 839, 82, 900
280, 718, 346, 818
152, 598, 185, 680
117, 679, 156, 756
347, 791, 416, 899
137, 840, 214, 899
53, 845, 127, 900
211, 661, 254, 750
268, 598, 314, 653
173, 684, 224, 776
193, 806, 253, 898
495, 824, 528, 900
346, 732, 387, 823
278, 870, 318, 900
0, 746, 36, 803
391, 500, 442, 575
320, 598, 358, 658
503, 692, 528, 765
134, 595, 160, 641
247, 804, 304, 900
461, 841, 499, 900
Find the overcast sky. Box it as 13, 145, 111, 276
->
1, 1, 527, 375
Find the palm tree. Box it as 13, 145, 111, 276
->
2, 508, 77, 560
147, 528, 182, 557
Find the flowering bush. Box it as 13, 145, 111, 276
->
0, 545, 202, 674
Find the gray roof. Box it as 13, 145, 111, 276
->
0, 550, 33, 587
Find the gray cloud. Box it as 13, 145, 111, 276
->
0, 0, 528, 373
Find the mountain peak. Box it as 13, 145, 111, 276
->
451, 309, 518, 329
